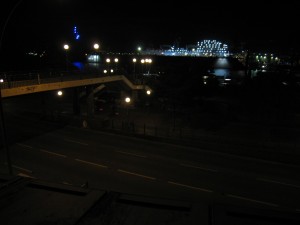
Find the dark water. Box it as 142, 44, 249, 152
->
78, 55, 246, 77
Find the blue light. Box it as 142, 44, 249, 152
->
73, 26, 80, 40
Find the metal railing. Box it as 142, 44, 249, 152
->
0, 70, 106, 90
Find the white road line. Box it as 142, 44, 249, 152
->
115, 150, 147, 158
257, 178, 300, 189
226, 194, 279, 207
65, 139, 88, 146
40, 149, 67, 158
11, 164, 32, 173
180, 163, 218, 172
75, 159, 107, 168
18, 173, 36, 179
168, 181, 213, 193
62, 181, 72, 185
118, 169, 156, 180
16, 143, 33, 149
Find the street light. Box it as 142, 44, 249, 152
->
93, 43, 100, 50
57, 90, 63, 96
132, 58, 137, 80
125, 97, 131, 117
125, 97, 131, 103
146, 90, 151, 95
63, 44, 70, 71
114, 58, 119, 73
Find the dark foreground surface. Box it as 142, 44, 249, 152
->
1, 174, 300, 225
1, 89, 300, 224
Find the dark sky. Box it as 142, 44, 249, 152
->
1, 0, 299, 55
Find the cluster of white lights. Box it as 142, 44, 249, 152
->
255, 53, 279, 61
103, 69, 114, 74
161, 40, 229, 57
196, 40, 228, 57
106, 58, 119, 63
141, 58, 152, 64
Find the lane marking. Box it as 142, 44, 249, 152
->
40, 149, 67, 158
180, 163, 218, 172
16, 143, 33, 149
118, 169, 156, 180
18, 173, 36, 179
226, 194, 279, 207
115, 150, 147, 158
65, 139, 88, 146
257, 178, 300, 189
168, 181, 213, 193
9, 164, 32, 173
62, 181, 72, 185
75, 159, 107, 168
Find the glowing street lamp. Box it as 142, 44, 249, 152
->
125, 97, 131, 103
57, 90, 63, 96
93, 43, 99, 50
114, 58, 119, 73
63, 44, 70, 71
132, 58, 137, 78
146, 90, 151, 95
125, 97, 131, 116
63, 44, 69, 50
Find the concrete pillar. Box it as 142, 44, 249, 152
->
132, 90, 139, 106
73, 87, 81, 115
86, 86, 94, 118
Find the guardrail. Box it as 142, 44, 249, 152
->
0, 70, 105, 89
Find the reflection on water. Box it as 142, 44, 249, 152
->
213, 69, 259, 78
213, 69, 231, 77
72, 62, 85, 71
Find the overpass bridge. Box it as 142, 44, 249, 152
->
0, 72, 151, 98
0, 71, 152, 117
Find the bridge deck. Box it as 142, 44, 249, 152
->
0, 74, 151, 98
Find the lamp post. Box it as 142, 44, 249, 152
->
63, 44, 69, 71
125, 97, 131, 117
137, 46, 142, 54
147, 58, 152, 75
93, 43, 100, 62
93, 43, 100, 51
93, 43, 100, 71
132, 58, 137, 80
0, 79, 12, 175
106, 58, 111, 74
114, 58, 119, 73
141, 59, 145, 75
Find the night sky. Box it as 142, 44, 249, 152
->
0, 0, 299, 57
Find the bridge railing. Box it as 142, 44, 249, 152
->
0, 70, 106, 89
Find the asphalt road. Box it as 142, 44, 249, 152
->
1, 125, 300, 215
